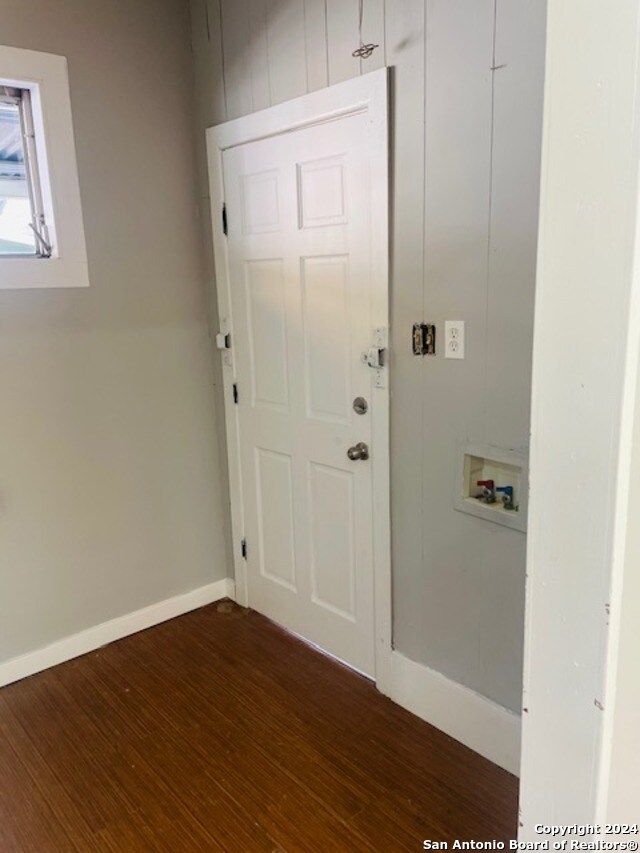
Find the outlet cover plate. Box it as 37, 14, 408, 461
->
445, 320, 465, 359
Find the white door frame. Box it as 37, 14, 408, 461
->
206, 68, 391, 683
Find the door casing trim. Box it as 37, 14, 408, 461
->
206, 68, 391, 687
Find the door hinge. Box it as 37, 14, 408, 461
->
413, 322, 436, 356
241, 537, 247, 559
215, 332, 231, 351
222, 203, 228, 236
232, 382, 239, 404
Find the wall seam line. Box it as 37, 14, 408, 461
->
482, 0, 499, 446
217, 0, 229, 120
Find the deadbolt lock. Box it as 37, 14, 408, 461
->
353, 397, 368, 415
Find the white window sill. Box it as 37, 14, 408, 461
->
0, 255, 89, 290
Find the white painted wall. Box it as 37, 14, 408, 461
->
520, 0, 640, 831
190, 0, 546, 713
0, 0, 229, 664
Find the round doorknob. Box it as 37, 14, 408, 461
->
347, 442, 369, 461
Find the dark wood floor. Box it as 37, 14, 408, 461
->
0, 601, 518, 852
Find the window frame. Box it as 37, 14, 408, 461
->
0, 46, 89, 289
0, 85, 51, 258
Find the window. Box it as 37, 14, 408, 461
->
0, 46, 88, 289
0, 87, 50, 257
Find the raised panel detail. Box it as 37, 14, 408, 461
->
255, 449, 296, 591
301, 255, 350, 422
309, 462, 355, 620
245, 259, 289, 409
241, 169, 280, 234
297, 156, 348, 228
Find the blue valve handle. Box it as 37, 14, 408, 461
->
495, 486, 513, 498
496, 486, 515, 510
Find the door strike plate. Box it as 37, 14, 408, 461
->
413, 323, 436, 356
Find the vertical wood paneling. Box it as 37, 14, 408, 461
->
303, 0, 329, 91
248, 0, 271, 111
384, 0, 426, 650
485, 0, 547, 450
359, 0, 385, 73
207, 0, 228, 123
220, 0, 254, 118
413, 0, 524, 709
266, 0, 308, 105
325, 0, 360, 84
476, 0, 546, 710
190, 0, 226, 127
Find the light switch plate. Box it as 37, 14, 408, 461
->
445, 320, 465, 359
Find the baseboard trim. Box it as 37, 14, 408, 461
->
381, 650, 521, 776
0, 577, 236, 689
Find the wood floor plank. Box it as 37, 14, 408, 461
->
140, 607, 515, 836
0, 601, 518, 850
0, 732, 86, 853
97, 631, 376, 817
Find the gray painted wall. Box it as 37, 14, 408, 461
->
0, 0, 229, 663
189, 0, 546, 713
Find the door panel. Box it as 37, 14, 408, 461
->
301, 255, 351, 422
308, 461, 356, 619
240, 169, 281, 234
255, 448, 297, 590
297, 155, 349, 228
245, 259, 289, 409
223, 110, 379, 675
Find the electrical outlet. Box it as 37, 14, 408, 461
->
445, 321, 465, 359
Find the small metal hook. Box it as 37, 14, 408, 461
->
353, 0, 379, 59
352, 42, 379, 59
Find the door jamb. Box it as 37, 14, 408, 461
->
205, 68, 391, 685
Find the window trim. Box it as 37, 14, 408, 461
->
0, 45, 88, 289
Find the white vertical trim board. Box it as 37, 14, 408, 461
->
382, 650, 521, 776
520, 0, 640, 833
0, 578, 235, 689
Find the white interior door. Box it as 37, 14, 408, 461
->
209, 72, 389, 678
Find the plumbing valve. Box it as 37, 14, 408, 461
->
476, 479, 496, 503
496, 486, 515, 510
